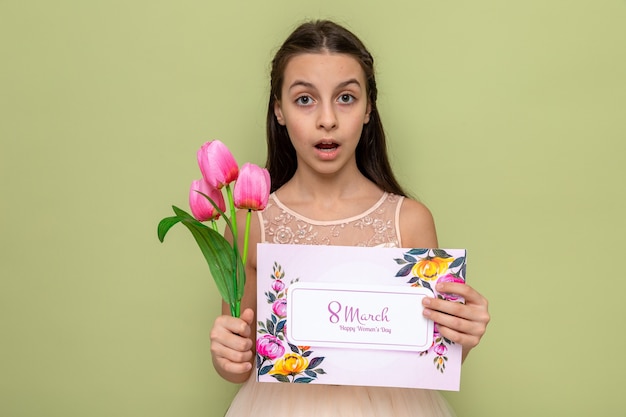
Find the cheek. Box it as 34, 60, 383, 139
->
345, 116, 368, 137
284, 122, 307, 147
341, 104, 370, 128
284, 114, 308, 136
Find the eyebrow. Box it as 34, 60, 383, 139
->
288, 78, 362, 91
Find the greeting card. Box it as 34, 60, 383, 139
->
256, 243, 466, 391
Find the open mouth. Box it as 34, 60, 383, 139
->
315, 141, 339, 151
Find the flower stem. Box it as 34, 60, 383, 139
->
230, 301, 240, 317
242, 209, 252, 264
225, 184, 237, 243
225, 184, 240, 317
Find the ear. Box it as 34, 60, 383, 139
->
274, 100, 286, 126
364, 102, 372, 124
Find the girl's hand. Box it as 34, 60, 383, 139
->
210, 308, 255, 383
422, 282, 490, 361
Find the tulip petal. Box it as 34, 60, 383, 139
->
233, 163, 271, 210
197, 140, 239, 189
189, 179, 226, 221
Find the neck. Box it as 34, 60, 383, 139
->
273, 164, 386, 221
278, 169, 382, 205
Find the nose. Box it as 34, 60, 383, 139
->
317, 102, 337, 130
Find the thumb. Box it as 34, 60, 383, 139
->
240, 308, 255, 326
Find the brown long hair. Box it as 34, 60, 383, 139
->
266, 20, 408, 196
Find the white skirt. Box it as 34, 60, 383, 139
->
225, 372, 456, 417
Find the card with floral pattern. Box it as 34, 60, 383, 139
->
256, 243, 466, 390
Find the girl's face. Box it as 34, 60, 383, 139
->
274, 52, 371, 178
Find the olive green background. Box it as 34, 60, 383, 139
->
1, 1, 624, 416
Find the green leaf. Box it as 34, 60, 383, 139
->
404, 254, 417, 263
167, 205, 237, 306
171, 205, 197, 220
203, 189, 245, 305
307, 357, 325, 369
259, 365, 273, 375
271, 374, 290, 383
395, 263, 414, 277
157, 214, 182, 242
275, 319, 286, 334
433, 249, 452, 258
449, 256, 465, 269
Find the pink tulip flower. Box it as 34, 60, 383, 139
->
233, 163, 271, 211
197, 140, 239, 189
189, 179, 226, 222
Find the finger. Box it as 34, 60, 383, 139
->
214, 314, 252, 339
212, 341, 254, 366
422, 302, 489, 350
423, 296, 490, 327
435, 323, 482, 349
214, 354, 253, 375
240, 308, 255, 326
423, 303, 476, 334
435, 308, 484, 334
424, 309, 485, 351
210, 316, 253, 351
435, 282, 484, 304
423, 296, 469, 319
210, 328, 254, 368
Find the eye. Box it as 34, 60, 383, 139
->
338, 94, 355, 104
295, 95, 313, 106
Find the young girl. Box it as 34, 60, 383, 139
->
210, 20, 490, 416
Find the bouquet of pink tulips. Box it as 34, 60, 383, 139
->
158, 140, 271, 317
